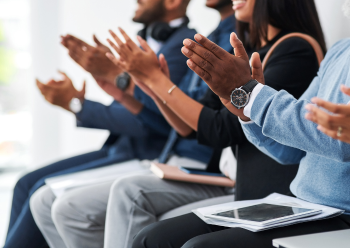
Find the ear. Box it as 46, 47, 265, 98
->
163, 0, 183, 11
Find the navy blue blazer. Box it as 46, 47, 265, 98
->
76, 24, 197, 160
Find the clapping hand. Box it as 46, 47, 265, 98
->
305, 85, 350, 143
36, 71, 85, 111
105, 28, 161, 83
181, 32, 264, 120
131, 54, 171, 101
181, 33, 263, 100
61, 34, 121, 81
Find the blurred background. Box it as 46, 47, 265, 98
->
0, 0, 349, 245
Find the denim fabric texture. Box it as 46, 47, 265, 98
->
242, 39, 350, 213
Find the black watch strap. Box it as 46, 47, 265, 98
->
241, 79, 258, 94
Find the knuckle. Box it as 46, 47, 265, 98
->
199, 59, 207, 69
209, 44, 218, 53
203, 51, 211, 60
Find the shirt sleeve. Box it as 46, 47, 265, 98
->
246, 73, 350, 163
76, 99, 149, 137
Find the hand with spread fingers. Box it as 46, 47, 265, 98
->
61, 34, 122, 81
181, 32, 259, 101
106, 28, 161, 83
305, 85, 350, 143
36, 71, 85, 111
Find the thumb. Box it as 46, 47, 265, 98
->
93, 34, 104, 47
251, 52, 265, 85
77, 80, 86, 98
230, 32, 249, 62
159, 54, 170, 78
341, 85, 350, 99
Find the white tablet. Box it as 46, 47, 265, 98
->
205, 203, 322, 227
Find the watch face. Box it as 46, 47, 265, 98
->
231, 89, 249, 108
117, 74, 130, 91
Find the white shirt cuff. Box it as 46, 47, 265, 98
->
243, 83, 264, 118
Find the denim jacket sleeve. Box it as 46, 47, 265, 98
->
242, 73, 350, 163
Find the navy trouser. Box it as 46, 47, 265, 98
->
4, 148, 134, 248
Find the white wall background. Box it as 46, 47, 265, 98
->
29, 0, 350, 169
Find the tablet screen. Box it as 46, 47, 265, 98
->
213, 203, 314, 222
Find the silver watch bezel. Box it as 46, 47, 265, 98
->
230, 87, 250, 109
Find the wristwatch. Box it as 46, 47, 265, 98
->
230, 79, 258, 109
69, 98, 83, 113
116, 72, 131, 91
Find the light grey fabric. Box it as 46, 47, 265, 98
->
30, 182, 114, 248
158, 194, 235, 221
52, 181, 113, 248
104, 174, 229, 248
30, 186, 68, 248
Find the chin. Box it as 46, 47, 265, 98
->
235, 12, 250, 23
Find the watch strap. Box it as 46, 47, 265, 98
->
241, 79, 258, 94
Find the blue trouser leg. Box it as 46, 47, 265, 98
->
4, 149, 133, 248
7, 150, 108, 234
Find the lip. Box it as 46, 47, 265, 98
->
232, 0, 246, 10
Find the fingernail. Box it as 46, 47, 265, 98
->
305, 113, 311, 120
232, 32, 238, 39
182, 47, 189, 54
195, 34, 202, 41
311, 97, 318, 104
183, 39, 191, 46
305, 104, 312, 111
317, 125, 322, 130
187, 60, 193, 66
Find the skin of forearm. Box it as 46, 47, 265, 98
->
119, 94, 144, 115
145, 71, 204, 132
153, 97, 194, 137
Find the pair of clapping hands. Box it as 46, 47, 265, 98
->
36, 33, 131, 112
107, 28, 350, 144
106, 29, 262, 122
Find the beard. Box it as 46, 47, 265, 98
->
133, 0, 166, 24
343, 0, 350, 18
207, 0, 233, 10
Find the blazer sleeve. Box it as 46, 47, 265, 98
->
193, 90, 245, 148
76, 99, 149, 137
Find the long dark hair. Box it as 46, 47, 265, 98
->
237, 0, 327, 54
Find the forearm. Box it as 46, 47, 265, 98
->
119, 94, 143, 115
76, 100, 148, 137
153, 97, 193, 137
241, 122, 306, 165
251, 86, 350, 162
145, 70, 204, 132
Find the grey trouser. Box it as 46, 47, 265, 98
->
30, 181, 114, 248
30, 174, 228, 248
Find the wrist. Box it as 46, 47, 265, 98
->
146, 68, 167, 89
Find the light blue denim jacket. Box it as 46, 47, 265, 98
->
242, 39, 350, 213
